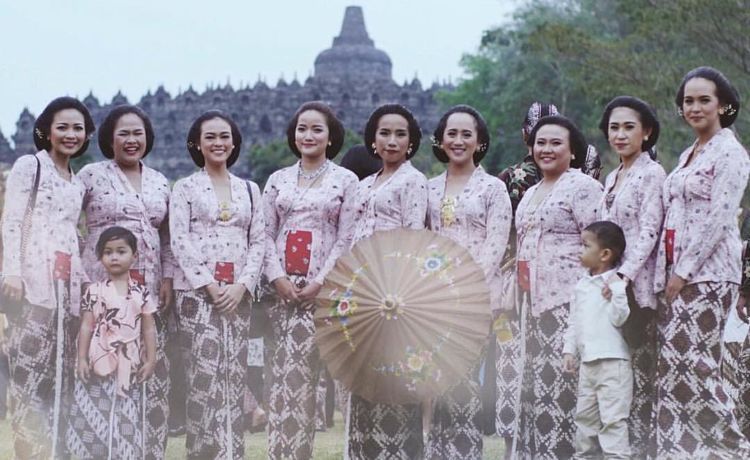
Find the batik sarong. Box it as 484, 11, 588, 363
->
8, 301, 74, 459
267, 299, 322, 459
629, 319, 657, 459
426, 374, 483, 459
144, 310, 170, 460
654, 282, 750, 458
175, 289, 250, 460
517, 303, 577, 459
347, 394, 423, 459
67, 375, 145, 459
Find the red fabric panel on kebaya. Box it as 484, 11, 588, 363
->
665, 229, 675, 266
285, 230, 312, 276
214, 262, 235, 284
53, 251, 72, 281
518, 260, 531, 293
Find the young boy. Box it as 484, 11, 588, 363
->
563, 221, 632, 458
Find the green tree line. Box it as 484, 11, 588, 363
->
441, 0, 750, 178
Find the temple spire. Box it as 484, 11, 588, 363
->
333, 6, 373, 47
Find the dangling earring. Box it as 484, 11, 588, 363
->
407, 144, 413, 156
677, 107, 684, 117
327, 141, 332, 147
644, 135, 649, 141
371, 142, 377, 155
571, 154, 576, 160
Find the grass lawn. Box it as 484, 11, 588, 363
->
0, 412, 505, 458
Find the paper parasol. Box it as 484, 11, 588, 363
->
315, 228, 491, 405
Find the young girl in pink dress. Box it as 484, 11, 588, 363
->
68, 226, 157, 459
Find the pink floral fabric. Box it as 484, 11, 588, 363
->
262, 161, 359, 286
655, 128, 750, 291
169, 170, 265, 292
516, 169, 603, 316
1, 150, 87, 313
350, 161, 428, 246
599, 152, 666, 309
79, 160, 175, 298
427, 166, 512, 311
84, 278, 157, 395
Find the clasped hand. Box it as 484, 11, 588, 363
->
205, 282, 247, 313
272, 277, 321, 310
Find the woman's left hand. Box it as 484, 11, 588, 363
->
665, 275, 687, 305
296, 281, 322, 303
215, 283, 247, 313
159, 278, 174, 312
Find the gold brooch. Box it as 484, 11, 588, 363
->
440, 196, 456, 227
218, 202, 231, 222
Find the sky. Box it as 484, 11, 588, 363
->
0, 0, 519, 143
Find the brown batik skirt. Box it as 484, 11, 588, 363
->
175, 289, 250, 460
267, 299, 323, 460
654, 282, 750, 458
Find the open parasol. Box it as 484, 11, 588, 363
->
315, 228, 491, 405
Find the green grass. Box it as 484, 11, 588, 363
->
0, 412, 505, 458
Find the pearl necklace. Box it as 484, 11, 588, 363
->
298, 160, 329, 181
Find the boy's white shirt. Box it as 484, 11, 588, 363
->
563, 268, 631, 362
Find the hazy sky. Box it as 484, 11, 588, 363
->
0, 0, 519, 142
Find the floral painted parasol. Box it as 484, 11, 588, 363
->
315, 228, 491, 404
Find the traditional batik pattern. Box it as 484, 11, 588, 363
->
263, 163, 358, 458
267, 301, 323, 459
175, 290, 251, 460
629, 319, 658, 459
722, 340, 750, 439
8, 302, 75, 459
426, 373, 483, 459
79, 160, 175, 459
517, 304, 578, 459
495, 313, 522, 439
67, 376, 145, 460
654, 282, 750, 458
347, 394, 423, 460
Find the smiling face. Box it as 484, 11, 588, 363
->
608, 107, 650, 161
48, 108, 86, 157
294, 110, 330, 160
682, 77, 722, 135
374, 113, 410, 167
100, 237, 136, 277
532, 124, 572, 178
199, 117, 234, 167
441, 112, 479, 167
112, 113, 147, 169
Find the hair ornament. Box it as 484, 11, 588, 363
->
722, 104, 737, 117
